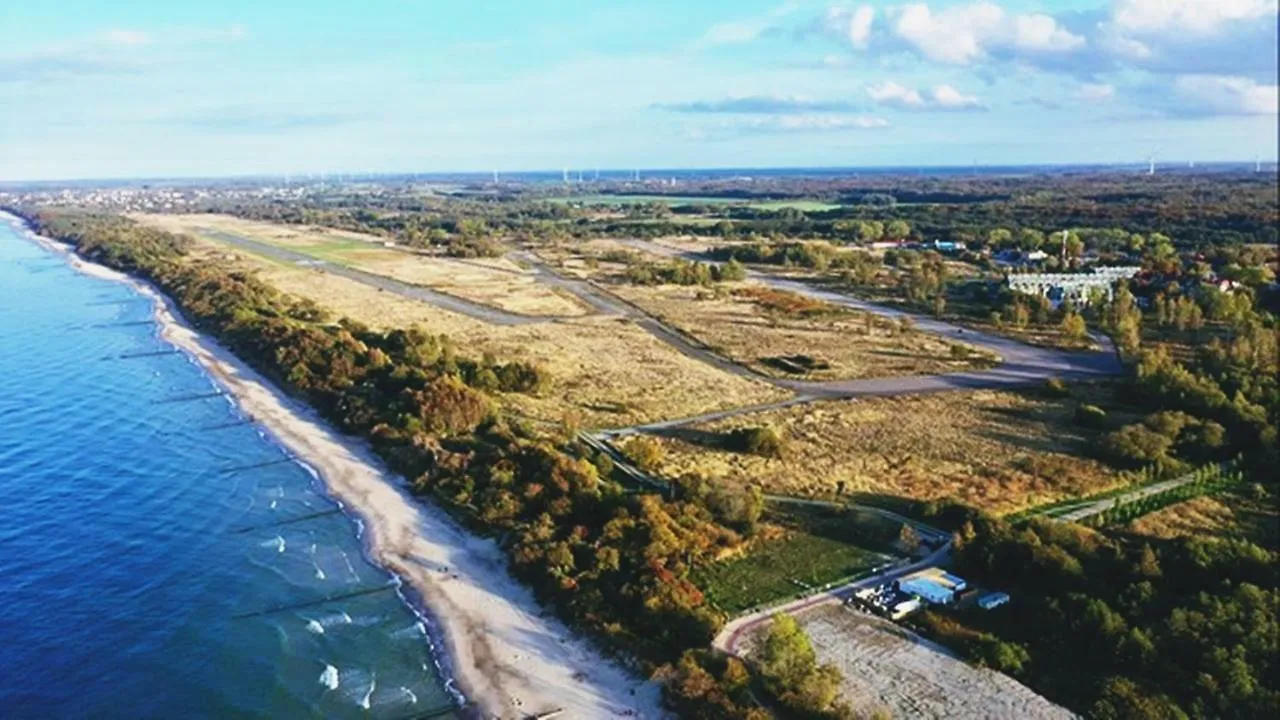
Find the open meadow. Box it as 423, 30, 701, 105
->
650, 386, 1132, 515
172, 236, 788, 428
134, 213, 590, 317
611, 282, 997, 380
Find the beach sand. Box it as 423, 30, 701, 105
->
6, 213, 666, 719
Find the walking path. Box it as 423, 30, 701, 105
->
1053, 467, 1211, 523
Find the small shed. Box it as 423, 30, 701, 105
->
978, 592, 1010, 610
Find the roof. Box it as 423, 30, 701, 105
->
899, 578, 955, 604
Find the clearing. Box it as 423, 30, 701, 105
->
134, 213, 590, 317
174, 238, 788, 428
775, 604, 1074, 720
610, 282, 997, 380
650, 387, 1129, 515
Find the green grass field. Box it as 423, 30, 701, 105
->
692, 503, 898, 615
751, 200, 843, 212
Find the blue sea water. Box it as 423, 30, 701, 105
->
0, 219, 458, 718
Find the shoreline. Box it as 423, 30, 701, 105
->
3, 212, 665, 720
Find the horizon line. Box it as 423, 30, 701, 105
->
1, 159, 1277, 186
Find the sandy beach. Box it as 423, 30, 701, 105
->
5, 213, 666, 719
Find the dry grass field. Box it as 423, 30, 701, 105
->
611, 282, 996, 380
771, 605, 1074, 720
135, 214, 589, 317
1126, 491, 1279, 550
651, 387, 1128, 515
177, 238, 787, 428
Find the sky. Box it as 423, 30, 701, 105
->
0, 0, 1276, 180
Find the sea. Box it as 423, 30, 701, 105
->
0, 218, 459, 718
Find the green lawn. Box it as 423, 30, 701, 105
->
693, 503, 899, 615
751, 200, 843, 212
693, 532, 888, 614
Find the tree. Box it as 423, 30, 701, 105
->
759, 614, 817, 690
1061, 312, 1087, 344
885, 219, 911, 240
898, 523, 922, 555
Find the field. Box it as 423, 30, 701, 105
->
547, 195, 843, 212
1126, 489, 1279, 550
776, 605, 1074, 719
693, 504, 899, 614
173, 237, 788, 428
611, 283, 998, 380
548, 194, 743, 206
651, 386, 1131, 515
134, 214, 589, 317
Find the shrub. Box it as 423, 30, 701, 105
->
622, 435, 666, 471
1075, 404, 1109, 429
1043, 377, 1070, 397
725, 426, 787, 458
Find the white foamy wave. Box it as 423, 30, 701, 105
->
390, 622, 426, 639
360, 673, 376, 710
400, 686, 418, 704
257, 535, 286, 553
305, 619, 325, 635
319, 664, 339, 690
313, 563, 326, 580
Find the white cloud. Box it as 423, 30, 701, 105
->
867, 81, 986, 111
867, 80, 926, 108
891, 2, 1004, 64
849, 6, 876, 48
103, 29, 152, 48
1013, 14, 1086, 53
827, 2, 1087, 65
1078, 82, 1116, 102
698, 2, 799, 47
932, 84, 985, 109
737, 114, 890, 132
1111, 0, 1278, 35
1173, 74, 1279, 114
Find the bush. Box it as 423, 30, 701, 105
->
622, 435, 666, 471
725, 426, 787, 458
1075, 404, 1109, 429
1103, 423, 1174, 467
1043, 377, 1070, 397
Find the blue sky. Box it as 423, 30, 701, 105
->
1, 0, 1276, 180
